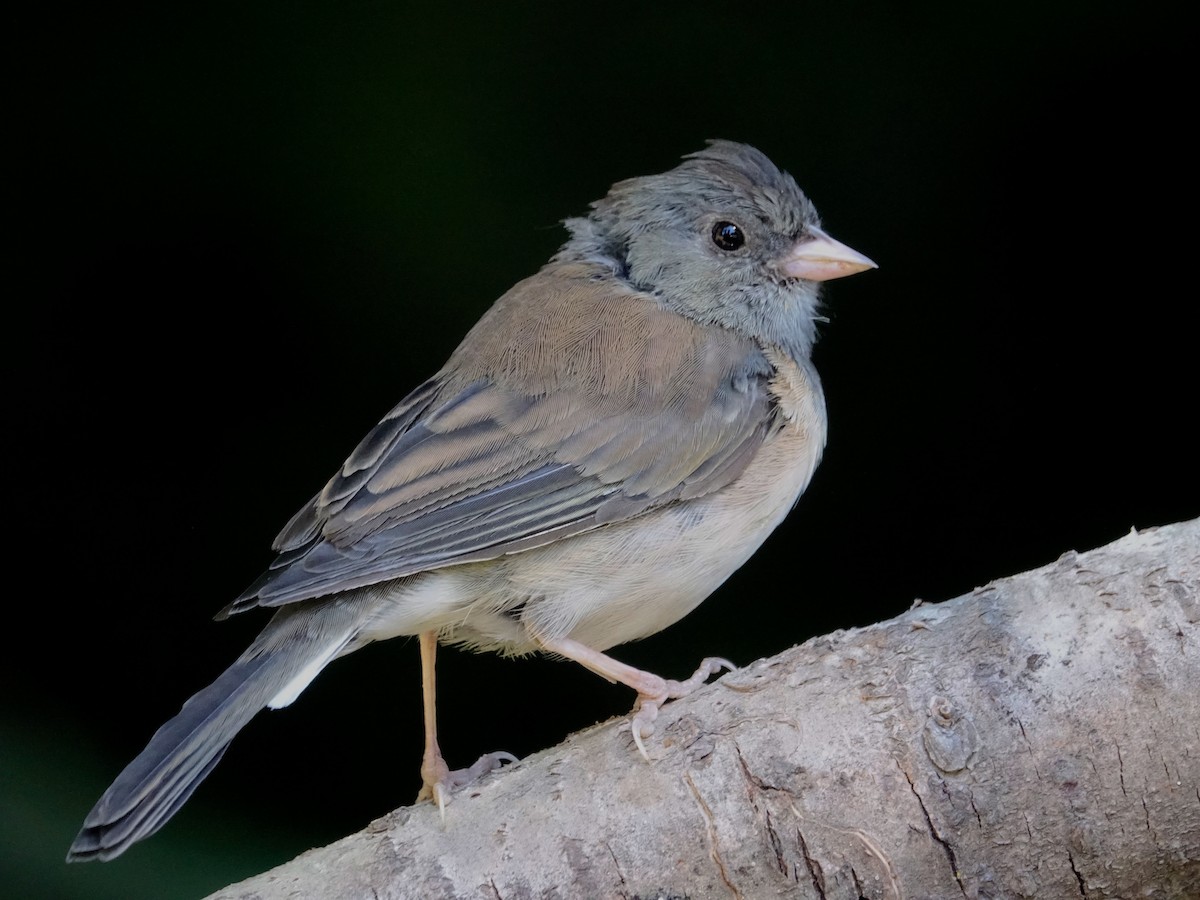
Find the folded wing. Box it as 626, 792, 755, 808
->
222, 263, 780, 617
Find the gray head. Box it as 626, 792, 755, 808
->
557, 140, 874, 361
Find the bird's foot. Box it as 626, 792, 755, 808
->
417, 750, 519, 817
626, 656, 736, 759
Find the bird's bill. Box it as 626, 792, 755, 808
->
778, 227, 877, 281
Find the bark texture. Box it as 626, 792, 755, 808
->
208, 518, 1200, 900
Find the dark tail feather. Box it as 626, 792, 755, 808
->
67, 606, 356, 862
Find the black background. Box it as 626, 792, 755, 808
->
8, 3, 1197, 898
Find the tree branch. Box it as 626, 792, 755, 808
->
208, 518, 1200, 899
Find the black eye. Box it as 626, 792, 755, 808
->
711, 221, 745, 251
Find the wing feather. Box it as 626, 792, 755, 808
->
220, 262, 780, 618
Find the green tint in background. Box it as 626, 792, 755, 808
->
9, 2, 1195, 898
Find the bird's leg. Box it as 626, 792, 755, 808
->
415, 631, 517, 816
416, 631, 450, 812
536, 636, 734, 760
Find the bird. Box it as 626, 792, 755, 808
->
67, 140, 876, 862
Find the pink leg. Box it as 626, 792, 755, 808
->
537, 636, 734, 759
416, 631, 517, 815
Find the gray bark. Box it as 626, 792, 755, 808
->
208, 518, 1200, 900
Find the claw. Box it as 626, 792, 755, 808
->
418, 750, 518, 816
670, 657, 736, 694
627, 657, 735, 760
629, 702, 660, 761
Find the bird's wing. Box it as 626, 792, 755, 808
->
222, 263, 781, 616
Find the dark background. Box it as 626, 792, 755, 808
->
8, 3, 1197, 898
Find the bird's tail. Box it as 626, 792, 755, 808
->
67, 599, 364, 862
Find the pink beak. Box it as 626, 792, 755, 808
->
777, 227, 877, 282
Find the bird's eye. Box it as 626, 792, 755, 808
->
711, 221, 745, 251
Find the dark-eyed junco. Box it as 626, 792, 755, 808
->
68, 141, 875, 862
